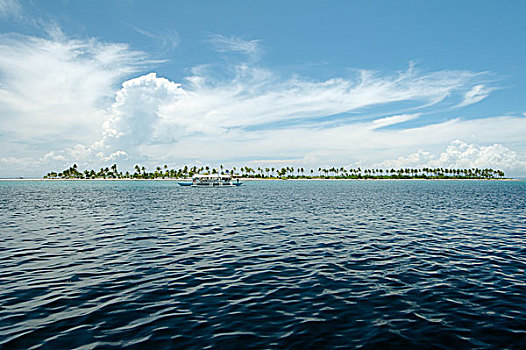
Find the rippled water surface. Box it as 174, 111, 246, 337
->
1, 180, 525, 349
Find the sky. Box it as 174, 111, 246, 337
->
1, 0, 525, 177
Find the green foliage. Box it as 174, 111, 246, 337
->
43, 165, 506, 180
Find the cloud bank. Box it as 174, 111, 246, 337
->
96, 64, 492, 145
1, 30, 525, 177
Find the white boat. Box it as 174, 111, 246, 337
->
178, 174, 242, 187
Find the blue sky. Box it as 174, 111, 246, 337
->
1, 0, 525, 177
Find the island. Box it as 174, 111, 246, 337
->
43, 164, 506, 180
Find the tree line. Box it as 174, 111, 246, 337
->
44, 164, 505, 179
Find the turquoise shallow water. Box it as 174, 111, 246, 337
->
1, 180, 525, 349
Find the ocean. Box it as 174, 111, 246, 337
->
1, 180, 525, 349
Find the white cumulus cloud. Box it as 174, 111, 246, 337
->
100, 73, 186, 153
376, 140, 526, 176
0, 31, 149, 174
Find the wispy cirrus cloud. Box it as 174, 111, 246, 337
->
372, 113, 420, 129
0, 0, 21, 19
129, 24, 180, 52
457, 84, 494, 107
209, 34, 262, 60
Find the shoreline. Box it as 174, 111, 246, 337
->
1, 177, 522, 182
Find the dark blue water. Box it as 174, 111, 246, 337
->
1, 180, 525, 349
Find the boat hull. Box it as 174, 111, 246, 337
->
178, 182, 242, 187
